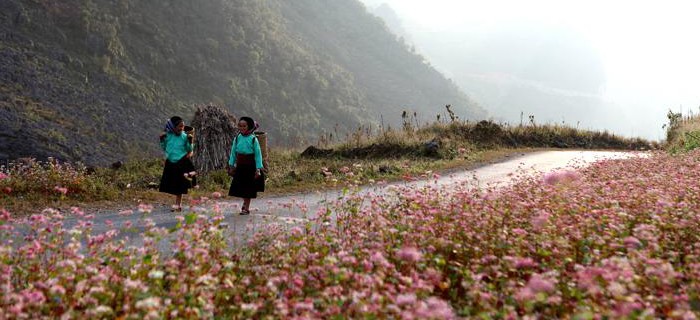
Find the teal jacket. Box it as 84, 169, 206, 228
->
228, 133, 263, 169
160, 132, 193, 163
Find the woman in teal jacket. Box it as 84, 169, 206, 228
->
158, 116, 196, 212
227, 116, 264, 215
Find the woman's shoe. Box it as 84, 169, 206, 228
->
240, 208, 250, 215
170, 206, 182, 212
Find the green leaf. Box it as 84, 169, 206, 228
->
185, 213, 197, 225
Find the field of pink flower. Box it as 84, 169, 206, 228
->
2, 150, 700, 318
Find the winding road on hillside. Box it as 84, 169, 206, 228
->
12, 150, 646, 249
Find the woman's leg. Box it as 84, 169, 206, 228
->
242, 198, 251, 214
175, 194, 183, 211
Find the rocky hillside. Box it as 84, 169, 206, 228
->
0, 0, 485, 165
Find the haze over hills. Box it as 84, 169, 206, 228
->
404, 23, 638, 133
0, 0, 485, 165
363, 1, 669, 140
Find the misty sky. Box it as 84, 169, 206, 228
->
360, 0, 700, 140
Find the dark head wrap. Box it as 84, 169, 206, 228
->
165, 116, 184, 133
239, 116, 259, 136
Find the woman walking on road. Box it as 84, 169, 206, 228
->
227, 116, 264, 215
159, 116, 196, 212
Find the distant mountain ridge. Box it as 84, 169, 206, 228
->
364, 3, 632, 134
0, 0, 485, 165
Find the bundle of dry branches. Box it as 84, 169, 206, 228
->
190, 105, 238, 174
255, 131, 269, 172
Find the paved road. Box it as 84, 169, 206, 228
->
12, 150, 645, 250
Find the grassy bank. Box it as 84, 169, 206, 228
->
664, 109, 700, 153
0, 120, 654, 215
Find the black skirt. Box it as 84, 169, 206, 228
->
229, 160, 264, 198
159, 157, 195, 195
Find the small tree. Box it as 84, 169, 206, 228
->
664, 109, 683, 143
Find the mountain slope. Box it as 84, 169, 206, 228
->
275, 0, 484, 125
0, 0, 485, 165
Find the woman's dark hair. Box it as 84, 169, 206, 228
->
170, 116, 183, 126
239, 116, 255, 131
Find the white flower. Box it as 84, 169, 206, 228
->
148, 270, 164, 280
93, 305, 113, 316
196, 275, 216, 286
241, 303, 258, 312
608, 282, 627, 297
136, 297, 161, 310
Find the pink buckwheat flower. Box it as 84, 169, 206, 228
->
414, 297, 455, 319
397, 246, 423, 263
54, 186, 68, 195
514, 257, 538, 269
623, 236, 642, 249
531, 210, 550, 230
138, 203, 154, 213
396, 293, 417, 306
0, 209, 10, 221
526, 274, 556, 294
543, 169, 580, 186
49, 285, 66, 296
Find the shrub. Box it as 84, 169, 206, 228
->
0, 158, 106, 200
